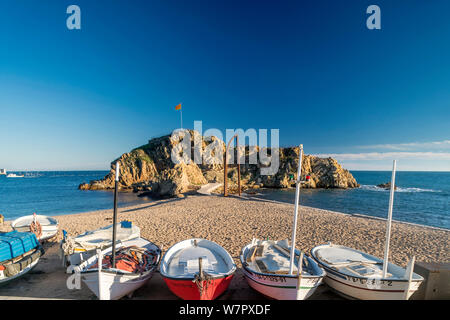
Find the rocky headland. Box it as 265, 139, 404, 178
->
79, 130, 359, 198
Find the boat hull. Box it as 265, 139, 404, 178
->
75, 237, 161, 300
0, 257, 40, 285
12, 215, 58, 241
81, 269, 155, 300
0, 247, 43, 285
239, 241, 325, 300
320, 265, 422, 300
241, 263, 323, 300
310, 244, 424, 300
163, 274, 234, 300
160, 238, 236, 300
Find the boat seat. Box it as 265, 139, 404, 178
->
255, 259, 268, 273
178, 247, 218, 274
343, 264, 392, 278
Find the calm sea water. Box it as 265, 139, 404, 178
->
251, 171, 449, 230
0, 171, 150, 221
0, 171, 448, 229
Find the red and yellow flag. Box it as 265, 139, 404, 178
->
175, 103, 182, 110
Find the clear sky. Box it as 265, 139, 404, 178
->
1, 0, 449, 171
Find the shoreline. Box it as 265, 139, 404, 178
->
3, 189, 448, 232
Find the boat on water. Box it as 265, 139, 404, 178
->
160, 238, 236, 300
6, 173, 24, 178
311, 160, 424, 300
0, 169, 6, 175
62, 221, 140, 272
0, 231, 44, 285
11, 213, 58, 241
70, 237, 161, 300
240, 144, 325, 300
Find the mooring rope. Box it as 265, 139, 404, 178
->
193, 270, 214, 298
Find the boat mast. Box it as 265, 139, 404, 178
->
382, 160, 397, 278
111, 161, 120, 268
289, 144, 303, 275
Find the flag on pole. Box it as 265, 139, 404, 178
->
175, 103, 183, 129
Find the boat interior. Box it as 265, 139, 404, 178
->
244, 239, 315, 276
163, 239, 234, 278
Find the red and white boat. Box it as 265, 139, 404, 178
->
160, 238, 236, 300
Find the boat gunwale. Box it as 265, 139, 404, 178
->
310, 244, 424, 283
11, 215, 59, 228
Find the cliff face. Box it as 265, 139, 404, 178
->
79, 130, 359, 197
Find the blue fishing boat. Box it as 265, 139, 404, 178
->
0, 231, 44, 284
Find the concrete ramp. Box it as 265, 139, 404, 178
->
197, 183, 222, 195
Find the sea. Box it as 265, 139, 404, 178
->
0, 171, 448, 230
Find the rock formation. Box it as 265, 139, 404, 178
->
377, 182, 397, 190
79, 130, 359, 198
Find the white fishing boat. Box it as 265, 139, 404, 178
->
11, 213, 59, 241
67, 161, 161, 300
71, 237, 161, 300
310, 244, 423, 300
6, 173, 24, 178
311, 160, 424, 300
62, 221, 140, 272
240, 144, 325, 300
160, 238, 236, 300
240, 238, 325, 300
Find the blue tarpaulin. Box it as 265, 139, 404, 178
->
0, 231, 39, 263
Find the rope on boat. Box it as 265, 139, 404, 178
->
30, 220, 42, 240
193, 271, 214, 298
60, 235, 77, 256
192, 257, 214, 298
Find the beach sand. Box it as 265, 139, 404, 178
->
0, 194, 448, 300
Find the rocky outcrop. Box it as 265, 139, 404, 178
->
377, 182, 397, 190
79, 130, 359, 198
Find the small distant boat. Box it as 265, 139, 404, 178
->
311, 160, 424, 300
0, 169, 6, 175
71, 237, 161, 300
62, 221, 141, 272
0, 231, 45, 284
160, 238, 236, 300
6, 173, 24, 178
12, 213, 59, 241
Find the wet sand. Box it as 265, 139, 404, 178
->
0, 194, 448, 300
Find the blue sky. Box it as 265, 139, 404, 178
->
0, 0, 449, 171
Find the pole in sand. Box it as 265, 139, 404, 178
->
111, 161, 120, 268
382, 160, 396, 278
289, 144, 303, 274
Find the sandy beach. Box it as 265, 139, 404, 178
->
0, 194, 448, 300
